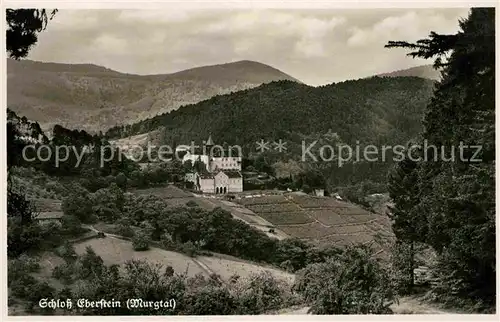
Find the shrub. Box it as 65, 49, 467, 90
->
52, 263, 75, 284
25, 281, 56, 310
178, 241, 199, 257
186, 200, 198, 208
233, 271, 293, 314
62, 186, 96, 224
39, 221, 64, 249
165, 266, 175, 277
58, 287, 73, 300
115, 172, 128, 189
117, 224, 135, 238
17, 254, 41, 272
132, 233, 150, 251
294, 246, 396, 314
56, 242, 78, 262
78, 246, 105, 279
183, 285, 236, 315
61, 215, 84, 236
9, 273, 38, 299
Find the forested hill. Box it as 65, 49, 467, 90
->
7, 59, 298, 132
106, 76, 435, 148
376, 64, 441, 81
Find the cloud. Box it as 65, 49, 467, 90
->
197, 11, 346, 58
347, 10, 467, 47
117, 9, 193, 23
93, 34, 129, 52
27, 8, 470, 86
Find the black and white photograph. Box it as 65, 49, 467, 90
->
3, 0, 497, 317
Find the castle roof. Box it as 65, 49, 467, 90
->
200, 173, 214, 179
206, 135, 214, 146
221, 170, 242, 178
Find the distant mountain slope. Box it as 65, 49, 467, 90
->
7, 59, 299, 132
376, 64, 442, 81
105, 76, 434, 186
107, 76, 435, 147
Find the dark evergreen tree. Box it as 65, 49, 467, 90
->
386, 8, 495, 306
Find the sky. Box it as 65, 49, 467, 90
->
27, 7, 470, 86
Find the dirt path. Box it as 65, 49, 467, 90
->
191, 257, 215, 276
391, 296, 461, 314
275, 296, 461, 315
83, 224, 128, 240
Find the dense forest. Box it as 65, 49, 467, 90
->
106, 76, 435, 148
105, 76, 435, 190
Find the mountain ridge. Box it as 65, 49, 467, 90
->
375, 64, 442, 81
7, 58, 300, 132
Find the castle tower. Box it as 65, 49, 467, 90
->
205, 135, 214, 150
205, 135, 214, 171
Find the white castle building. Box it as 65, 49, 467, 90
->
183, 136, 243, 194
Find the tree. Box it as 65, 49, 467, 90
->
386, 8, 495, 305
117, 260, 185, 315
62, 186, 95, 223
294, 246, 395, 314
60, 215, 84, 236
387, 152, 424, 291
7, 216, 43, 258
6, 10, 59, 259
78, 246, 105, 280
193, 159, 207, 173
183, 160, 193, 171
115, 172, 128, 190
6, 9, 58, 59
116, 217, 135, 238
90, 183, 125, 222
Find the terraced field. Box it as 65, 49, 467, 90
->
129, 186, 394, 256
235, 193, 394, 256
255, 212, 313, 225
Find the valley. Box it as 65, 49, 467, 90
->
6, 62, 436, 315
6, 6, 495, 317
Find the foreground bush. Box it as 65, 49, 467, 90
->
132, 233, 150, 251
294, 246, 396, 314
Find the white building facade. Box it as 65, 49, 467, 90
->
183, 135, 243, 194
199, 174, 216, 194
210, 156, 242, 172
